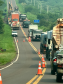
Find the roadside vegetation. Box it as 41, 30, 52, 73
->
16, 0, 62, 31
0, 0, 16, 65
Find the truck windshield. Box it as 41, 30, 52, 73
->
13, 19, 18, 21
24, 21, 30, 24
34, 31, 42, 33
21, 16, 26, 18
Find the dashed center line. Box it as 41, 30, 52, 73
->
21, 27, 46, 84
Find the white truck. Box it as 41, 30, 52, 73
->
46, 30, 52, 60
28, 25, 38, 37
32, 29, 42, 41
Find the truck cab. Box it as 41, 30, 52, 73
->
28, 25, 38, 37
46, 30, 52, 60
23, 20, 30, 28
19, 14, 27, 22
40, 32, 47, 54
11, 12, 20, 29
32, 29, 42, 41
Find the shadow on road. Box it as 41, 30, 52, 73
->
32, 57, 41, 61
29, 64, 38, 68
41, 78, 63, 83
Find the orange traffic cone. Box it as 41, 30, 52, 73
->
37, 61, 43, 75
17, 39, 18, 43
28, 37, 31, 42
23, 39, 25, 42
38, 49, 40, 55
41, 55, 45, 61
42, 60, 46, 68
0, 72, 3, 84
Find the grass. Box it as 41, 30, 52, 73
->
0, 24, 16, 65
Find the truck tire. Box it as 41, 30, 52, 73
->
56, 73, 62, 82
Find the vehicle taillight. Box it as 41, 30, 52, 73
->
45, 44, 46, 47
57, 64, 62, 68
53, 59, 57, 62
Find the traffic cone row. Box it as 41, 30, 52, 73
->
0, 72, 2, 84
28, 37, 31, 42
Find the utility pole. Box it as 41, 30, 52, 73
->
34, 0, 35, 6
47, 5, 49, 14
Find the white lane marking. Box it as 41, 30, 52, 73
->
0, 37, 19, 70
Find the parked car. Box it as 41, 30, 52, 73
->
50, 50, 61, 75
12, 31, 18, 37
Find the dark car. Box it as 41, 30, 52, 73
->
23, 20, 30, 28
50, 50, 61, 75
14, 6, 18, 11
19, 14, 27, 22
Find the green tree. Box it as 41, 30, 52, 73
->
0, 0, 4, 6
0, 0, 4, 33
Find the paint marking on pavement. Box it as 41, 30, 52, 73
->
21, 27, 47, 84
33, 68, 46, 84
26, 75, 38, 84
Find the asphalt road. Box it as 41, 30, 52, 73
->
1, 0, 63, 84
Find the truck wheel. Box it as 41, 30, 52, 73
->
56, 73, 62, 82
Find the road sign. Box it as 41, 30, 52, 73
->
34, 20, 40, 23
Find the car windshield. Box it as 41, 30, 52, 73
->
12, 31, 17, 33
13, 19, 18, 21
23, 21, 30, 24
33, 31, 42, 33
